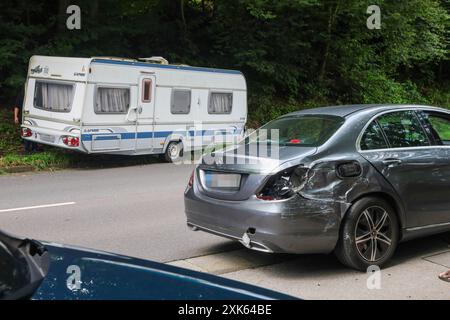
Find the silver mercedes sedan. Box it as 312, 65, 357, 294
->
184, 104, 450, 271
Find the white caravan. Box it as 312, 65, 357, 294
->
21, 55, 247, 161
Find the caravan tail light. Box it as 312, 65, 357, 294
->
62, 136, 80, 147
21, 128, 33, 138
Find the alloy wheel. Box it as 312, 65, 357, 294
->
354, 206, 393, 262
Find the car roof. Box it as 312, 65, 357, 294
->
285, 104, 447, 118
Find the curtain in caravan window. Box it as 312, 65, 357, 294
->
209, 93, 233, 114
34, 82, 74, 112
96, 88, 130, 114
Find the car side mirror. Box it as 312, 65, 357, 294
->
0, 230, 50, 300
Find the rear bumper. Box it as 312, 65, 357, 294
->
187, 222, 275, 253
21, 125, 85, 152
184, 185, 343, 254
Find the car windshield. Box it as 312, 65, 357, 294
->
245, 115, 345, 147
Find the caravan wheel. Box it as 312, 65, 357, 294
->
165, 141, 184, 163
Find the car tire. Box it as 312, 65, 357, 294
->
165, 141, 184, 163
334, 196, 399, 271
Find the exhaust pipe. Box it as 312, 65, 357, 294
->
239, 229, 273, 253
187, 223, 199, 231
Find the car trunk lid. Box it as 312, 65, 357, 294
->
197, 144, 317, 201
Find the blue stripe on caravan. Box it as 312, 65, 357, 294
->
81, 129, 243, 142
120, 133, 136, 139
94, 136, 120, 141
81, 133, 136, 141
153, 131, 173, 138
136, 132, 153, 139
91, 59, 243, 75
81, 134, 93, 141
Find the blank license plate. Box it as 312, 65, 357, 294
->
204, 172, 241, 189
40, 133, 55, 143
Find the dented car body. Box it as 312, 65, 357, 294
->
184, 104, 450, 269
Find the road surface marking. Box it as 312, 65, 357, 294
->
0, 202, 76, 213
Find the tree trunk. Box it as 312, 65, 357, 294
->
319, 1, 340, 81
180, 0, 187, 32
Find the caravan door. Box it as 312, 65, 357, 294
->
136, 74, 156, 153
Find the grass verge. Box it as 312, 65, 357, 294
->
0, 151, 71, 171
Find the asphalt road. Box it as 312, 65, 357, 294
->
0, 162, 239, 262
1, 162, 449, 299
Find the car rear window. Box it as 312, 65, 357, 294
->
360, 121, 389, 150
246, 115, 345, 147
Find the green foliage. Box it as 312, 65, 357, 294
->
351, 70, 428, 104
0, 109, 22, 154
0, 0, 448, 121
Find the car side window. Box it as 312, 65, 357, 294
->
424, 112, 450, 145
377, 111, 430, 148
360, 121, 389, 150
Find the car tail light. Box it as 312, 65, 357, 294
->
62, 136, 80, 147
256, 166, 308, 201
21, 128, 33, 138
185, 170, 195, 194
188, 170, 195, 188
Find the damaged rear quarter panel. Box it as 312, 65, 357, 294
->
289, 155, 402, 224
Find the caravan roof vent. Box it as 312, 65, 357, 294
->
139, 56, 169, 65
92, 56, 137, 62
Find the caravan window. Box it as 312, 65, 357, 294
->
34, 81, 74, 113
95, 87, 130, 114
171, 89, 191, 114
142, 79, 152, 103
209, 92, 233, 114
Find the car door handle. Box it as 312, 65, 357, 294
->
382, 158, 402, 166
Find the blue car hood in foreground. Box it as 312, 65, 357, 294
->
33, 242, 296, 300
